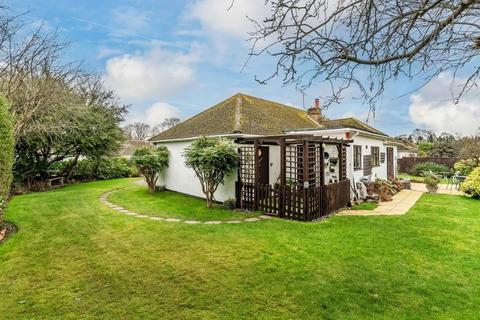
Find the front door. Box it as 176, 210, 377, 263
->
257, 146, 270, 184
387, 147, 394, 179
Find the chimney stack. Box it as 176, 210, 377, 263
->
308, 98, 325, 124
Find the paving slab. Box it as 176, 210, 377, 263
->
338, 189, 423, 216
204, 221, 222, 225
184, 221, 201, 224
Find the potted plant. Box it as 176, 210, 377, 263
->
223, 198, 236, 210
424, 173, 440, 194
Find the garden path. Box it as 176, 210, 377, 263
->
338, 189, 424, 216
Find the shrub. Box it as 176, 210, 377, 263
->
461, 167, 480, 199
96, 158, 139, 180
424, 173, 440, 188
184, 137, 239, 208
131, 146, 169, 193
52, 157, 139, 182
411, 162, 450, 176
223, 198, 236, 210
453, 159, 478, 176
0, 97, 14, 212
367, 179, 403, 201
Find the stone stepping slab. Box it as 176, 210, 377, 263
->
99, 190, 273, 225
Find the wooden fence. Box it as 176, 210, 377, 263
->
397, 157, 458, 174
236, 179, 350, 221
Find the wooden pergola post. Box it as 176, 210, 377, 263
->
320, 143, 325, 186
302, 140, 309, 221
253, 138, 259, 211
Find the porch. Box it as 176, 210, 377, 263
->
235, 135, 352, 221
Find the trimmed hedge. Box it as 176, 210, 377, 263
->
0, 97, 14, 205
411, 162, 450, 176
53, 157, 139, 182
461, 167, 480, 199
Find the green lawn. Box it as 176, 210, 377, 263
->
350, 202, 378, 210
1, 178, 480, 319
109, 185, 261, 221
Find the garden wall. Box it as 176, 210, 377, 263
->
398, 157, 458, 174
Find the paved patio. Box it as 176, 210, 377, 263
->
338, 189, 424, 216
339, 181, 465, 216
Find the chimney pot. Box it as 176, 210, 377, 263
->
308, 98, 325, 124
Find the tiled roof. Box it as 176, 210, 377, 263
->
318, 118, 388, 136
150, 93, 320, 141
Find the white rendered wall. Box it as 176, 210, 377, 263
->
154, 140, 237, 202
268, 145, 281, 185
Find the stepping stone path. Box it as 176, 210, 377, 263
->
99, 189, 274, 225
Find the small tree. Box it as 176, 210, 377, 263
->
183, 137, 239, 208
0, 97, 14, 216
131, 146, 169, 193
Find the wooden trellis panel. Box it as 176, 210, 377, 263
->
236, 136, 351, 221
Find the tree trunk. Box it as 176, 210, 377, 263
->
64, 154, 80, 182
146, 175, 156, 193
206, 195, 213, 208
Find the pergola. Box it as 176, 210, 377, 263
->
235, 134, 352, 221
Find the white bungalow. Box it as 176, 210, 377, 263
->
150, 93, 397, 220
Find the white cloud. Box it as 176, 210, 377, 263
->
103, 46, 199, 100
409, 73, 480, 136
131, 102, 181, 127
187, 0, 267, 38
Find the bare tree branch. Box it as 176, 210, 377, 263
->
249, 0, 480, 108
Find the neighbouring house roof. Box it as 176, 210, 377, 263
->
116, 140, 152, 157
389, 138, 418, 152
149, 93, 320, 142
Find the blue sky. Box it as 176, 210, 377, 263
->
6, 0, 480, 136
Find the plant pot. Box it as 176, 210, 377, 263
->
223, 200, 236, 210
426, 185, 438, 194
155, 185, 166, 192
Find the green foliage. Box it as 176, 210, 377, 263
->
461, 167, 480, 199
418, 141, 433, 156
131, 146, 169, 193
411, 162, 450, 176
423, 173, 440, 188
14, 98, 126, 185
453, 159, 478, 176
428, 140, 455, 157
0, 97, 14, 209
52, 158, 139, 182
184, 137, 239, 208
